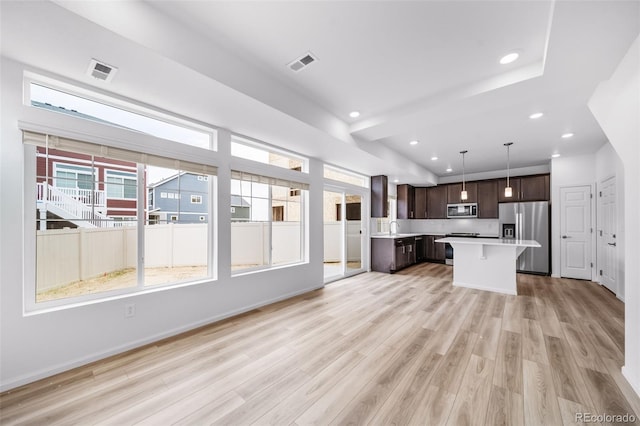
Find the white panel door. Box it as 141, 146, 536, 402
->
599, 177, 617, 293
560, 186, 592, 280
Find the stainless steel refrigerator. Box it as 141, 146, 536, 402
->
498, 201, 549, 274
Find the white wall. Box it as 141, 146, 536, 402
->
0, 57, 325, 390
588, 35, 640, 397
550, 154, 597, 278
595, 143, 626, 300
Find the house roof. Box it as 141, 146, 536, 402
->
147, 171, 188, 188
231, 196, 250, 208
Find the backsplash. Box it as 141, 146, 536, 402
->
401, 219, 500, 236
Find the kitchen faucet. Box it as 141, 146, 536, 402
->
389, 221, 399, 235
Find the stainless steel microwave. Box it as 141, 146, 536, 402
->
447, 203, 478, 218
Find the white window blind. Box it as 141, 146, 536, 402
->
23, 131, 217, 176
231, 170, 309, 190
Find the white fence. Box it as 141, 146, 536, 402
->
37, 222, 308, 291
323, 221, 362, 262
37, 226, 137, 291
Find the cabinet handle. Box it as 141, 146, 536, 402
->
608, 242, 617, 247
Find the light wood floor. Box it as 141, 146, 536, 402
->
2, 263, 639, 425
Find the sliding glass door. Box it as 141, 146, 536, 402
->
323, 188, 365, 282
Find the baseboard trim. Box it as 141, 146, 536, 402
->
622, 366, 640, 399
453, 281, 517, 295
0, 284, 324, 392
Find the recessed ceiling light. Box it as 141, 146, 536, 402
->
431, 156, 438, 161
561, 133, 574, 139
393, 179, 399, 183
409, 140, 419, 145
446, 167, 453, 172
499, 52, 519, 65
529, 112, 544, 119
551, 153, 561, 158
349, 111, 360, 118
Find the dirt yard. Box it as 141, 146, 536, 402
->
36, 266, 208, 302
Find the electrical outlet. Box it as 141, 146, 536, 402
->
125, 303, 136, 318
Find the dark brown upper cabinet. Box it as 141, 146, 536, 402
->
498, 174, 549, 202
477, 180, 499, 218
498, 177, 521, 202
414, 187, 428, 219
371, 175, 388, 217
397, 184, 415, 219
519, 174, 550, 201
447, 182, 478, 204
427, 186, 447, 219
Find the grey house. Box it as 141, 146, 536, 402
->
148, 172, 209, 224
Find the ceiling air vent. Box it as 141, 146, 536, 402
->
87, 58, 118, 82
287, 51, 318, 73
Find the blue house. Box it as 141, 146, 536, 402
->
148, 173, 251, 223
147, 172, 209, 224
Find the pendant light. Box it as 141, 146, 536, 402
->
504, 142, 514, 197
460, 150, 468, 201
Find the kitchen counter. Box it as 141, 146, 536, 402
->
435, 237, 540, 295
437, 237, 539, 248
370, 233, 434, 239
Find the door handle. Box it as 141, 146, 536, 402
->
562, 235, 571, 239
608, 242, 617, 247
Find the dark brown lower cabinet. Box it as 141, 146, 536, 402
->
425, 235, 446, 262
371, 237, 416, 273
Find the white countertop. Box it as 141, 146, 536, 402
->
435, 237, 541, 247
370, 233, 427, 239
371, 233, 499, 239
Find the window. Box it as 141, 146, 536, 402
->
29, 83, 216, 150
106, 170, 137, 199
230, 170, 307, 272
161, 192, 168, 198
54, 164, 95, 189
231, 137, 306, 172
324, 165, 368, 187
191, 195, 202, 204
26, 131, 217, 307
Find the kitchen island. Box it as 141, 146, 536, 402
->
435, 237, 541, 295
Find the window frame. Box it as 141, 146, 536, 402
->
323, 164, 369, 188
22, 80, 219, 313
26, 143, 218, 311
105, 169, 138, 200
52, 162, 98, 191
231, 135, 308, 173
25, 74, 218, 151
229, 139, 310, 275
230, 177, 307, 275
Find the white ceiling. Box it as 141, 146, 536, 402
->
2, 1, 639, 185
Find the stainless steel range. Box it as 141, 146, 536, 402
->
444, 233, 479, 265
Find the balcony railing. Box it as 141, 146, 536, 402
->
37, 183, 112, 228
54, 187, 106, 207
